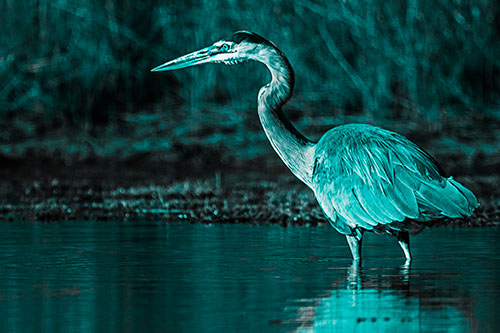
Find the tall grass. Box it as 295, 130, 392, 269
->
0, 0, 499, 163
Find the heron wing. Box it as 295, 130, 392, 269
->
312, 125, 478, 234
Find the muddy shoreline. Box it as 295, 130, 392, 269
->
0, 158, 498, 228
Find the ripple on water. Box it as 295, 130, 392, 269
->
0, 222, 498, 332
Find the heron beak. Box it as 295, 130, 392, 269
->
151, 46, 213, 72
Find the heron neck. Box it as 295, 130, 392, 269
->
257, 48, 315, 188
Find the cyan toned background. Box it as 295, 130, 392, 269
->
1, 0, 498, 175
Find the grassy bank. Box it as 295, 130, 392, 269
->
0, 162, 498, 227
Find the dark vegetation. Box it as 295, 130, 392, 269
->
0, 162, 498, 227
0, 1, 499, 224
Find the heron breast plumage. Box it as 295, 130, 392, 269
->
312, 124, 478, 235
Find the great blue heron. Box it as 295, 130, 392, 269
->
152, 31, 478, 261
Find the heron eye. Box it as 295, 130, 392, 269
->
219, 43, 229, 52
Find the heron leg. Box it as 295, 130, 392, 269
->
347, 260, 362, 290
346, 229, 363, 261
396, 231, 412, 261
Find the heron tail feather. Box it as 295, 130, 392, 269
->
416, 177, 478, 218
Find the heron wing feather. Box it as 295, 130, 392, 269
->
313, 124, 478, 233
448, 178, 478, 208
416, 177, 477, 217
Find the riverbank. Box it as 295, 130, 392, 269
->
0, 159, 497, 227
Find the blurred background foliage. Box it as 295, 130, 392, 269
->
0, 0, 499, 174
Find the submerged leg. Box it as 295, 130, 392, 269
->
347, 260, 362, 289
346, 229, 364, 260
396, 231, 412, 261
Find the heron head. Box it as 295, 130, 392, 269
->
151, 31, 271, 72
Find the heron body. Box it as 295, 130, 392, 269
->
152, 31, 478, 261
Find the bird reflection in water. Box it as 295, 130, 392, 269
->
291, 261, 475, 332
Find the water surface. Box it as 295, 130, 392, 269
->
0, 221, 498, 332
